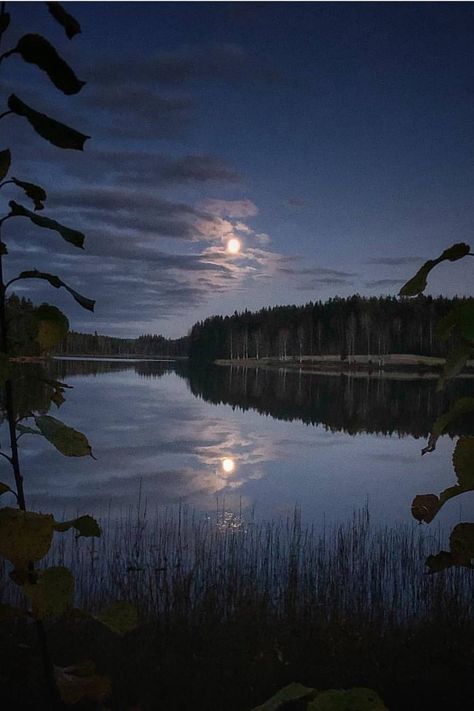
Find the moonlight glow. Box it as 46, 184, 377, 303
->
221, 458, 235, 473
226, 238, 241, 255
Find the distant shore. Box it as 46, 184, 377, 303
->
215, 353, 474, 378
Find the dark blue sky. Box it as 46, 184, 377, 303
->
4, 2, 474, 336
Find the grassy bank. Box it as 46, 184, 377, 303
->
215, 353, 474, 378
1, 508, 473, 709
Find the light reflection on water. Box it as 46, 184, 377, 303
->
1, 358, 474, 530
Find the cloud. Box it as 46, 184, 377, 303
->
296, 277, 354, 290
278, 266, 357, 278
198, 199, 259, 218
82, 84, 193, 139
367, 256, 423, 266
89, 43, 279, 87
364, 278, 404, 288
157, 155, 241, 184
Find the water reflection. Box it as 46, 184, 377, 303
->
1, 358, 473, 526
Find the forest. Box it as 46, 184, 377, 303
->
9, 293, 474, 363
6, 295, 188, 357
188, 294, 472, 363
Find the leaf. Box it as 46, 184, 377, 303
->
0, 482, 13, 496
436, 302, 474, 344
34, 304, 69, 352
55, 662, 111, 706
11, 177, 46, 210
23, 565, 74, 619
16, 424, 42, 436
0, 507, 54, 568
17, 270, 95, 311
426, 550, 454, 573
412, 438, 474, 524
96, 601, 138, 636
450, 522, 474, 566
8, 94, 89, 150
14, 34, 85, 95
307, 687, 388, 711
53, 514, 101, 538
0, 148, 11, 181
252, 683, 318, 710
41, 377, 72, 408
34, 415, 92, 457
46, 2, 81, 39
0, 12, 10, 36
9, 201, 85, 248
426, 522, 474, 573
437, 344, 472, 391
0, 352, 12, 385
399, 243, 471, 297
422, 397, 474, 454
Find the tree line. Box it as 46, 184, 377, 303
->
188, 294, 472, 363
6, 295, 188, 357
9, 292, 473, 362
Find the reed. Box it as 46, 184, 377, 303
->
3, 505, 470, 630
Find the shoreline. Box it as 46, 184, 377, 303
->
215, 353, 474, 379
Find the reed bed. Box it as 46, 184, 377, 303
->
4, 505, 470, 629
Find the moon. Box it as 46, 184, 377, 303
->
226, 238, 241, 255
221, 458, 235, 473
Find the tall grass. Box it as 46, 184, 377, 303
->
4, 505, 470, 629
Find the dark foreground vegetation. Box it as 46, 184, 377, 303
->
1, 508, 473, 710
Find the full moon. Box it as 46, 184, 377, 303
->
226, 238, 241, 254
221, 458, 235, 473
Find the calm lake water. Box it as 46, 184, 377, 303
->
4, 358, 474, 530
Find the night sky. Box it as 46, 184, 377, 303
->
3, 2, 474, 337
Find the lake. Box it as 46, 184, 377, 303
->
4, 358, 474, 531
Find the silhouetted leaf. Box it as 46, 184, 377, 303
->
55, 662, 111, 706
0, 507, 54, 568
426, 550, 454, 573
34, 304, 69, 351
16, 270, 95, 310
308, 687, 387, 710
252, 682, 317, 710
0, 482, 13, 496
450, 522, 474, 566
0, 352, 12, 385
46, 2, 81, 39
426, 522, 474, 572
0, 12, 10, 36
41, 377, 72, 407
13, 34, 85, 94
399, 243, 471, 297
9, 202, 84, 248
96, 601, 138, 635
53, 514, 100, 538
34, 415, 92, 457
437, 344, 472, 391
0, 149, 11, 180
24, 565, 74, 619
8, 94, 89, 150
436, 302, 474, 344
11, 177, 46, 210
17, 424, 42, 436
413, 438, 474, 524
422, 397, 474, 454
